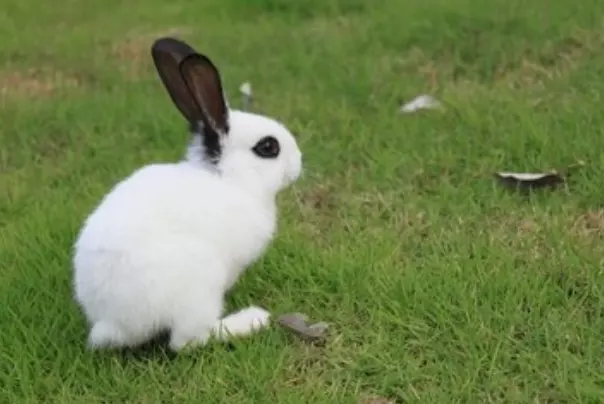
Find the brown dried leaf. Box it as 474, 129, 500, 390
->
277, 312, 329, 343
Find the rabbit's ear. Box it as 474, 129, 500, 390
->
151, 37, 206, 125
179, 53, 230, 135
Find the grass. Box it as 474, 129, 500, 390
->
2, 0, 604, 402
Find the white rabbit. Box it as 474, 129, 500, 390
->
72, 37, 303, 352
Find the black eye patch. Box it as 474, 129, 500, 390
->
252, 136, 280, 158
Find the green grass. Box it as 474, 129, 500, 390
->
2, 0, 604, 402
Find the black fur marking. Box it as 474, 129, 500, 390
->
202, 126, 222, 162
189, 121, 223, 164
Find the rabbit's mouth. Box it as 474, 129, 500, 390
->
286, 150, 303, 184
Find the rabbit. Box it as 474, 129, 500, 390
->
72, 37, 303, 352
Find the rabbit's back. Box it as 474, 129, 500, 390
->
76, 163, 276, 257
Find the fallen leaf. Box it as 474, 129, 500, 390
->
494, 171, 564, 191
277, 312, 329, 343
494, 160, 585, 192
399, 94, 441, 113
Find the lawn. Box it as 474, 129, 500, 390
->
2, 0, 604, 402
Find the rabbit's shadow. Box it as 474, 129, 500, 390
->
111, 329, 237, 363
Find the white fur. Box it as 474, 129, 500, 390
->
73, 110, 302, 351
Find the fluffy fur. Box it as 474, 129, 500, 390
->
72, 38, 302, 351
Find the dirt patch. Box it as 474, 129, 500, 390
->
494, 215, 540, 236
301, 15, 356, 37
477, 213, 550, 262
501, 31, 600, 90
111, 27, 194, 78
398, 26, 604, 93
358, 396, 395, 404
0, 67, 83, 98
572, 209, 604, 239
291, 181, 342, 242
297, 182, 340, 213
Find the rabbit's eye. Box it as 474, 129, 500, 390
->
252, 136, 280, 158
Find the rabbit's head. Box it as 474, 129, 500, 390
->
151, 37, 302, 196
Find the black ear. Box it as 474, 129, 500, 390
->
151, 37, 230, 163
179, 53, 230, 135
151, 37, 205, 124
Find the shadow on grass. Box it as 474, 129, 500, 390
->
91, 330, 239, 363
